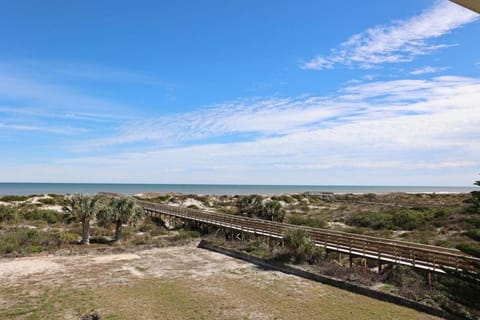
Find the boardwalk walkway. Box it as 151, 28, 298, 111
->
139, 200, 480, 274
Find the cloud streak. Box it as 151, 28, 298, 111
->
301, 1, 478, 70
63, 74, 480, 185
410, 66, 449, 75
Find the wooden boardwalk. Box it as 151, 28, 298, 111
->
139, 200, 480, 274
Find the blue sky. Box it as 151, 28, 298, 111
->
0, 0, 479, 185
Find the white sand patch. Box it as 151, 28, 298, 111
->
0, 201, 12, 206
139, 245, 252, 279
28, 194, 51, 204
92, 253, 140, 263
0, 258, 61, 278
182, 198, 208, 209
42, 205, 64, 212
328, 221, 347, 228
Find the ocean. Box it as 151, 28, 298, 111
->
0, 183, 475, 196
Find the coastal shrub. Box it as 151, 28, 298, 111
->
283, 228, 324, 263
0, 206, 17, 223
287, 215, 326, 228
0, 228, 62, 255
271, 195, 295, 204
347, 209, 434, 230
391, 210, 422, 230
261, 200, 285, 222
347, 212, 394, 229
464, 229, 480, 241
466, 216, 480, 228
21, 209, 63, 224
0, 195, 29, 202
298, 200, 310, 213
456, 242, 480, 257
38, 197, 56, 205
56, 231, 79, 245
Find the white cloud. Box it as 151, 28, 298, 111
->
410, 66, 449, 75
55, 75, 480, 185
0, 122, 86, 135
302, 1, 478, 70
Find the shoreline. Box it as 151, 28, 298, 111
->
0, 182, 475, 196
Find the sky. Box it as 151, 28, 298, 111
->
0, 0, 479, 186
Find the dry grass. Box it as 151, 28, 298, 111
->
0, 242, 439, 320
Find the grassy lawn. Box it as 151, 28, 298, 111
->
0, 245, 439, 320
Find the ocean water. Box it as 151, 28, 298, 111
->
0, 183, 475, 196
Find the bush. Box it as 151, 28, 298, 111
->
56, 232, 79, 245
271, 195, 295, 203
391, 210, 422, 230
20, 209, 63, 224
464, 229, 480, 241
283, 228, 324, 263
347, 209, 433, 230
456, 242, 480, 257
287, 215, 326, 228
0, 206, 17, 223
347, 212, 394, 230
466, 216, 480, 228
0, 195, 29, 202
38, 198, 56, 205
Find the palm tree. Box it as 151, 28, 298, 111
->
105, 197, 142, 241
236, 195, 263, 217
262, 200, 285, 222
66, 194, 102, 245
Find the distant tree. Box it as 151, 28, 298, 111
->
100, 197, 142, 241
470, 178, 480, 213
463, 176, 480, 214
65, 194, 102, 245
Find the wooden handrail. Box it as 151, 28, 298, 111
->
138, 200, 480, 272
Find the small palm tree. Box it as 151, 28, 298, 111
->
66, 194, 102, 245
104, 197, 142, 242
262, 200, 285, 222
236, 195, 263, 217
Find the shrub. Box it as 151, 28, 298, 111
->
391, 210, 422, 230
466, 216, 480, 228
271, 195, 295, 204
0, 206, 17, 223
347, 209, 433, 230
283, 228, 324, 263
56, 232, 79, 245
0, 195, 29, 202
38, 198, 56, 205
20, 209, 63, 224
464, 229, 480, 241
287, 215, 326, 228
347, 212, 394, 229
456, 242, 480, 257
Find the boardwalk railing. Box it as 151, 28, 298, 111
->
139, 200, 480, 273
